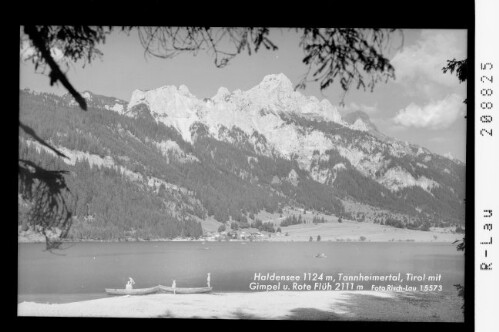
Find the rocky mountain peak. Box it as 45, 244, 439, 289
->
212, 87, 231, 103
257, 73, 294, 92
342, 110, 379, 132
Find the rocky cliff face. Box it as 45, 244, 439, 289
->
125, 74, 464, 197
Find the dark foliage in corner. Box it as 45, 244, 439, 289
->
18, 159, 74, 250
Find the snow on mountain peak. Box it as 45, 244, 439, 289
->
318, 99, 343, 123
350, 118, 370, 132
129, 89, 146, 107
444, 152, 455, 160
342, 110, 378, 132
128, 86, 202, 143
129, 85, 200, 115
212, 87, 231, 103
178, 84, 192, 96
257, 73, 294, 92
126, 75, 365, 154
243, 73, 296, 108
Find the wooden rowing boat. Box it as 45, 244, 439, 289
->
157, 285, 212, 294
105, 286, 159, 296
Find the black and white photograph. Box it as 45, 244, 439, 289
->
17, 25, 468, 321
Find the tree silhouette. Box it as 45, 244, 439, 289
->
22, 26, 399, 109
296, 28, 396, 100
135, 27, 397, 100
22, 26, 112, 110
443, 55, 467, 315
442, 58, 468, 83
18, 159, 75, 250
453, 237, 465, 313
442, 58, 468, 104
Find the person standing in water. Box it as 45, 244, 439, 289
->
172, 279, 176, 294
207, 273, 211, 287
125, 277, 135, 290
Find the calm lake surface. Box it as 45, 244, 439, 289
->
18, 241, 464, 304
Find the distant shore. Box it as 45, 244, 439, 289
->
18, 220, 464, 244
17, 290, 463, 321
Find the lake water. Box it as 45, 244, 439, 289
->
18, 241, 464, 304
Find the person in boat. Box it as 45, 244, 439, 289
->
172, 280, 176, 294
207, 273, 211, 287
126, 277, 135, 290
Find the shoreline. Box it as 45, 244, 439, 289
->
18, 222, 464, 244
17, 237, 462, 244
18, 238, 462, 244
17, 290, 464, 321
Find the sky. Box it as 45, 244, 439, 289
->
19, 28, 468, 162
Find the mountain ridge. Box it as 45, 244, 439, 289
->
122, 74, 463, 192
18, 76, 466, 241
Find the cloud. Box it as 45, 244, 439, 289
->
393, 93, 465, 129
391, 30, 467, 97
444, 152, 455, 159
